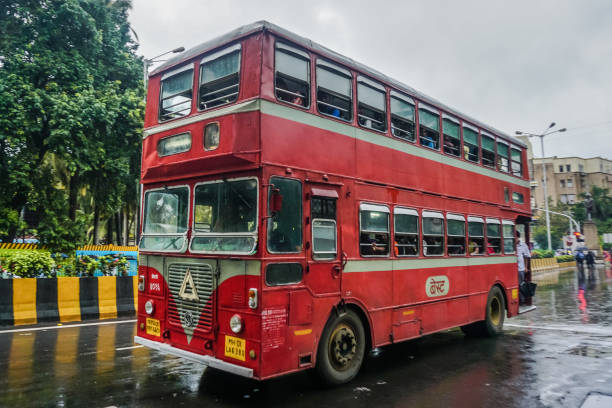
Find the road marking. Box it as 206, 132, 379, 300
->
506, 323, 612, 336
0, 319, 136, 334
115, 345, 144, 351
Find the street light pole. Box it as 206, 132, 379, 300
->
516, 123, 567, 251
136, 46, 185, 244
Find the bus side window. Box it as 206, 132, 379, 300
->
359, 204, 389, 257
497, 141, 509, 172
447, 214, 466, 256
275, 43, 310, 108
267, 177, 303, 253
468, 217, 484, 255
503, 221, 516, 254
159, 67, 194, 122
199, 44, 241, 110
422, 212, 444, 256
481, 134, 496, 168
316, 60, 352, 122
418, 106, 440, 150
390, 93, 415, 142
442, 117, 461, 157
486, 219, 501, 255
463, 126, 479, 162
511, 147, 522, 177
394, 208, 418, 256
311, 197, 337, 260
357, 76, 387, 132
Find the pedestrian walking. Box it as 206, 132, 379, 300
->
575, 249, 585, 277
586, 250, 596, 276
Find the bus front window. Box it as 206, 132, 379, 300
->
140, 187, 189, 252
191, 178, 258, 254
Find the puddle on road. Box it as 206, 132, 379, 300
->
566, 344, 612, 359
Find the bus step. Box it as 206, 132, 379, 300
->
518, 305, 536, 314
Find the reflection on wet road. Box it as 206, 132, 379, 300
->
1, 266, 612, 407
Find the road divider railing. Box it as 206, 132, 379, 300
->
0, 276, 137, 326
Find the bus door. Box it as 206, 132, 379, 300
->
305, 186, 342, 295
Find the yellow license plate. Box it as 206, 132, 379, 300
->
146, 318, 161, 337
224, 335, 246, 361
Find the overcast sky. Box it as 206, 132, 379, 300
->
130, 0, 612, 160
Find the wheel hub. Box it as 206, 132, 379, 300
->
329, 324, 357, 368
490, 297, 501, 326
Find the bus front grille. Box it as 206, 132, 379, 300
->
167, 263, 214, 332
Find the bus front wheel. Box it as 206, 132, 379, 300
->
316, 309, 366, 385
461, 286, 506, 337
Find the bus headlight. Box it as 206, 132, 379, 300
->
230, 314, 243, 333
145, 300, 155, 315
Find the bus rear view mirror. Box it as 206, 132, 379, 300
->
270, 188, 283, 215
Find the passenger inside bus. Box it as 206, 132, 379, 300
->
469, 240, 480, 254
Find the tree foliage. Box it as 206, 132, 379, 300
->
0, 0, 143, 249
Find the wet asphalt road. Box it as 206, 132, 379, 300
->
1, 266, 612, 408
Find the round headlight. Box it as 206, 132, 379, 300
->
230, 314, 243, 333
145, 300, 155, 315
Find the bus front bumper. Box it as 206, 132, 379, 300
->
134, 335, 254, 378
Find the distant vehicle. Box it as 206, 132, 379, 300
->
135, 21, 533, 385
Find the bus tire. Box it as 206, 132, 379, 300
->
316, 309, 366, 385
461, 286, 505, 337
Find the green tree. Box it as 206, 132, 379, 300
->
0, 0, 143, 249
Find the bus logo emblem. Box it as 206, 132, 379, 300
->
179, 269, 199, 302
426, 275, 449, 297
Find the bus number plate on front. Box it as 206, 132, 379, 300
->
224, 335, 246, 361
146, 318, 161, 337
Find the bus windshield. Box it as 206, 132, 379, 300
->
191, 178, 258, 254
140, 187, 189, 252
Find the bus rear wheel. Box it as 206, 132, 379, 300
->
316, 309, 365, 385
461, 286, 506, 337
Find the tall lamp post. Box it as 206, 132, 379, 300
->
136, 46, 185, 244
516, 123, 566, 251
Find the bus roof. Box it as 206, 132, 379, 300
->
151, 21, 526, 148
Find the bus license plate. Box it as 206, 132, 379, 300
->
224, 335, 246, 361
146, 318, 161, 337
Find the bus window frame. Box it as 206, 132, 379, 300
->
359, 202, 390, 258
462, 123, 480, 163
418, 103, 441, 151
197, 43, 242, 112
502, 220, 516, 254
442, 114, 461, 158
467, 216, 485, 256
140, 184, 190, 254
393, 207, 419, 257
356, 75, 387, 133
158, 64, 194, 123
486, 218, 502, 255
315, 59, 353, 123
390, 91, 416, 143
274, 42, 311, 109
190, 176, 259, 255
267, 176, 303, 255
446, 213, 466, 256
422, 210, 445, 257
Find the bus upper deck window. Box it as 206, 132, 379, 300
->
357, 76, 387, 132
442, 116, 461, 157
497, 141, 509, 172
463, 125, 479, 162
199, 44, 241, 110
418, 105, 440, 150
316, 60, 352, 122
390, 92, 415, 142
481, 134, 496, 168
275, 43, 310, 108
511, 147, 522, 176
159, 66, 193, 122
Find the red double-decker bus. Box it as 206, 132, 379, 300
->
135, 21, 532, 385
